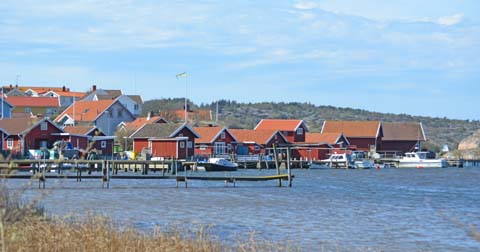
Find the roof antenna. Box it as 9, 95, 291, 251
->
215, 100, 219, 125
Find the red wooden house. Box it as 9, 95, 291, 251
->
229, 129, 288, 155
254, 119, 309, 143
321, 121, 383, 152
0, 118, 64, 157
130, 123, 199, 159
60, 126, 106, 156
295, 132, 350, 161
194, 126, 237, 156
379, 122, 426, 154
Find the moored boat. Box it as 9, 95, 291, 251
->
197, 158, 238, 172
397, 152, 447, 168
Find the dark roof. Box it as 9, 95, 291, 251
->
382, 122, 426, 141
0, 118, 61, 135
105, 89, 122, 97
127, 95, 143, 104
131, 123, 186, 138
96, 95, 117, 100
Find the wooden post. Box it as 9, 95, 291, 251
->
287, 147, 292, 187
272, 144, 281, 187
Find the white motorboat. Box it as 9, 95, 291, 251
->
397, 152, 447, 168
319, 153, 353, 169
354, 159, 375, 169
197, 158, 238, 172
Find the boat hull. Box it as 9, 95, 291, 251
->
397, 160, 446, 168
198, 163, 238, 172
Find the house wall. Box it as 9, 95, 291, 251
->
133, 138, 149, 154
23, 121, 63, 154
12, 106, 59, 118
0, 101, 13, 118
117, 95, 141, 116
347, 138, 377, 152
3, 135, 21, 153
95, 102, 135, 135
173, 128, 196, 158
150, 140, 180, 159
379, 140, 419, 154
296, 147, 330, 161
195, 130, 237, 156
92, 139, 114, 156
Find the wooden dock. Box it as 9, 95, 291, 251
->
0, 159, 293, 189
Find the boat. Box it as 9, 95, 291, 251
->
397, 152, 447, 168
319, 153, 353, 169
353, 159, 374, 169
197, 158, 238, 172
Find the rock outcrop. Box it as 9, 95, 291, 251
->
458, 129, 480, 150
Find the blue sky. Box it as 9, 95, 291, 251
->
0, 0, 479, 120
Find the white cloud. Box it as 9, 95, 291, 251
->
437, 13, 463, 26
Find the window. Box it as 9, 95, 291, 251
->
24, 107, 31, 113
7, 138, 13, 149
41, 122, 48, 131
179, 142, 185, 148
101, 141, 106, 148
296, 128, 304, 135
214, 142, 226, 154
220, 132, 226, 139
118, 109, 123, 117
187, 141, 192, 148
254, 145, 260, 151
134, 104, 139, 110
178, 133, 183, 137
227, 144, 232, 150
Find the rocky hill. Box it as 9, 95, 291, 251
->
143, 98, 480, 152
458, 129, 480, 150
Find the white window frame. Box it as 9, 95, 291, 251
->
214, 142, 226, 154
227, 144, 232, 150
297, 128, 304, 135
25, 107, 31, 113
254, 145, 260, 151
101, 141, 107, 148
220, 132, 226, 139
179, 141, 185, 149
187, 141, 192, 148
7, 138, 13, 149
41, 122, 48, 131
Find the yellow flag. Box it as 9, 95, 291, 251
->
176, 72, 187, 79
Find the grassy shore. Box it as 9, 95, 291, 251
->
0, 183, 297, 252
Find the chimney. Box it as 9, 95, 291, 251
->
62, 86, 66, 92
92, 85, 97, 91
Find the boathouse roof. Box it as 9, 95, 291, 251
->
382, 122, 426, 141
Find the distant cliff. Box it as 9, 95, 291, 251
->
458, 129, 480, 150
143, 98, 480, 151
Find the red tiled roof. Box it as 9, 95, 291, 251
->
63, 126, 97, 135
124, 116, 166, 132
304, 132, 343, 145
230, 129, 281, 145
170, 109, 212, 121
254, 119, 307, 131
18, 86, 67, 93
194, 126, 224, 144
55, 100, 115, 122
322, 121, 381, 138
6, 96, 60, 107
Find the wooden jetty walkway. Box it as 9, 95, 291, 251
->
0, 159, 293, 189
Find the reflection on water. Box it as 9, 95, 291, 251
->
12, 167, 480, 251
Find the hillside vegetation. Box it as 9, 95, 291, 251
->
143, 98, 480, 151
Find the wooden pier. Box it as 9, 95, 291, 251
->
0, 159, 293, 189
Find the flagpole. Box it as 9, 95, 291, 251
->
184, 73, 187, 123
